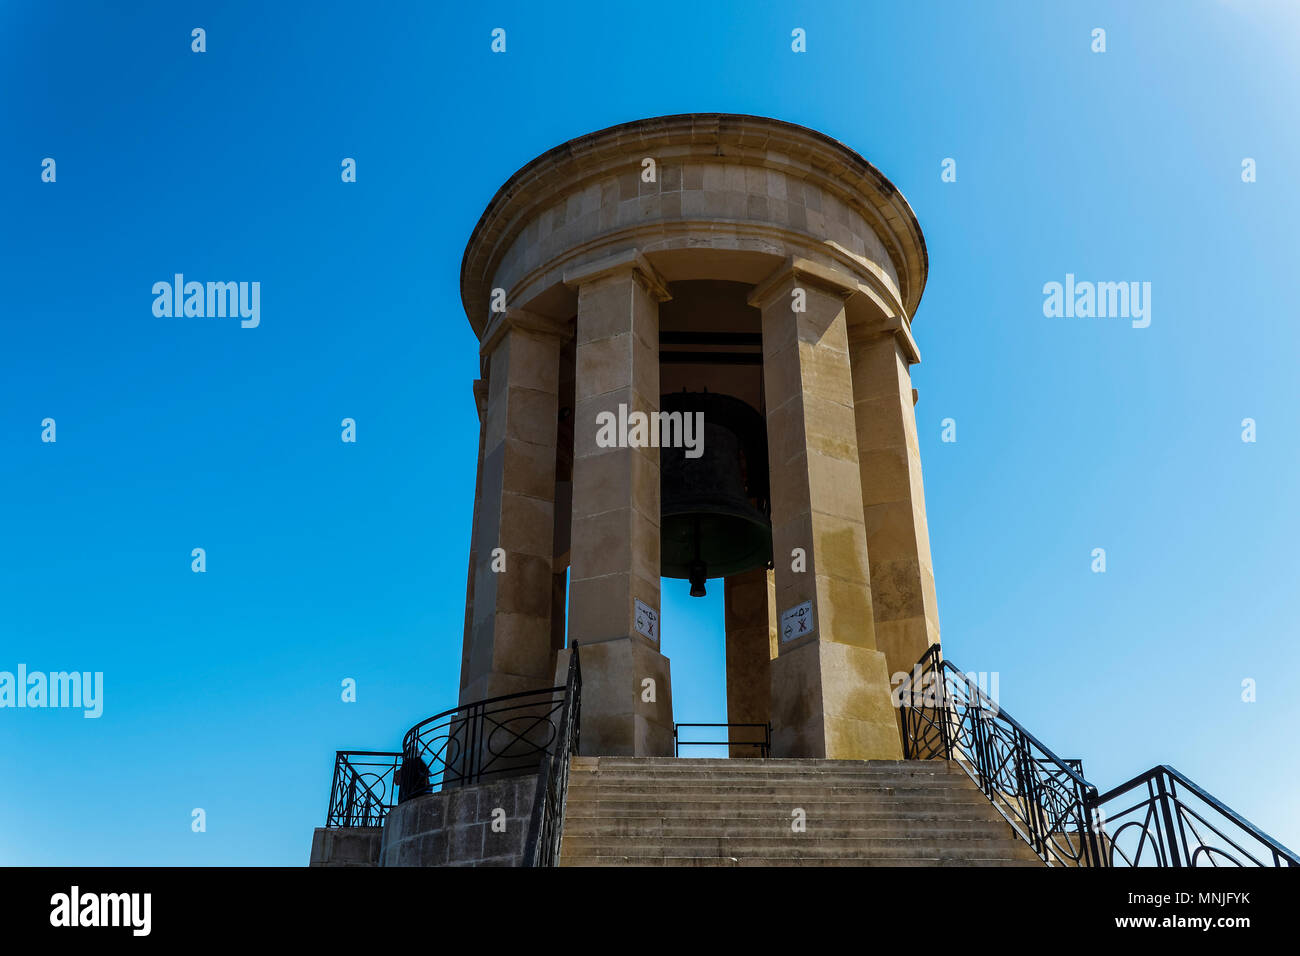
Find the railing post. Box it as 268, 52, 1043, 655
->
935, 663, 953, 761
967, 673, 990, 791
1019, 729, 1046, 858
471, 702, 483, 784
327, 753, 342, 827
1156, 772, 1182, 868
345, 759, 356, 827
1083, 787, 1105, 867
573, 659, 582, 755
468, 704, 478, 784
899, 672, 912, 758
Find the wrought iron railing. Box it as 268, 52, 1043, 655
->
326, 751, 403, 828
674, 722, 771, 758
398, 683, 568, 801
523, 648, 582, 867
1093, 765, 1298, 867
900, 645, 1102, 866
900, 644, 1299, 867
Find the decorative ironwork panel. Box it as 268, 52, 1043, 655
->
899, 644, 1298, 868
325, 751, 402, 828
1094, 767, 1298, 867
399, 685, 568, 799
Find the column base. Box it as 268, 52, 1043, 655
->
769, 640, 903, 760
557, 638, 673, 757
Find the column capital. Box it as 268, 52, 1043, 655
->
747, 256, 859, 311
851, 311, 923, 365
751, 257, 922, 365
479, 308, 571, 358
562, 249, 672, 303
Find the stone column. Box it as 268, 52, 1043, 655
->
848, 312, 940, 686
458, 379, 489, 695
461, 310, 566, 705
749, 259, 903, 760
724, 568, 776, 757
561, 251, 674, 757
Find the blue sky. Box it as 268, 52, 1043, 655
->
2, 0, 1297, 864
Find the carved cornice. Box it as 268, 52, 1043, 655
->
561, 249, 672, 302
479, 308, 571, 359
460, 113, 927, 337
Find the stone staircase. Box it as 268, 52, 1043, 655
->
559, 756, 1045, 866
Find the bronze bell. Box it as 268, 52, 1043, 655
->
660, 391, 772, 596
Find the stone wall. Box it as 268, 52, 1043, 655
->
492, 156, 900, 313
379, 774, 539, 867
308, 826, 383, 867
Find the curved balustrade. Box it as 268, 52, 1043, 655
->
398, 684, 568, 800
323, 664, 580, 834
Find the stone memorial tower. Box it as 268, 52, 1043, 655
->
314, 114, 1296, 872
457, 113, 938, 762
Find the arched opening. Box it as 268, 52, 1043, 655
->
657, 280, 775, 757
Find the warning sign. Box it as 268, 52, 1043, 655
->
780, 601, 815, 642
634, 599, 659, 642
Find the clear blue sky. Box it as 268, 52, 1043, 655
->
2, 0, 1297, 864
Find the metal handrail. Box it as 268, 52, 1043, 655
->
523, 647, 582, 867
673, 722, 772, 758
899, 645, 1102, 866
904, 645, 1095, 794
1092, 764, 1299, 867
401, 684, 568, 751
901, 643, 1300, 867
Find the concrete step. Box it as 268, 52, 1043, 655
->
563, 816, 1010, 832
564, 785, 977, 801
567, 790, 999, 806
563, 847, 1041, 863
561, 818, 1020, 839
564, 805, 999, 819
568, 773, 974, 789
570, 765, 966, 778
562, 833, 1037, 854
560, 836, 1041, 858
563, 794, 998, 813
574, 758, 960, 770
574, 759, 961, 764
558, 756, 1043, 867
560, 855, 1044, 867
570, 759, 964, 773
